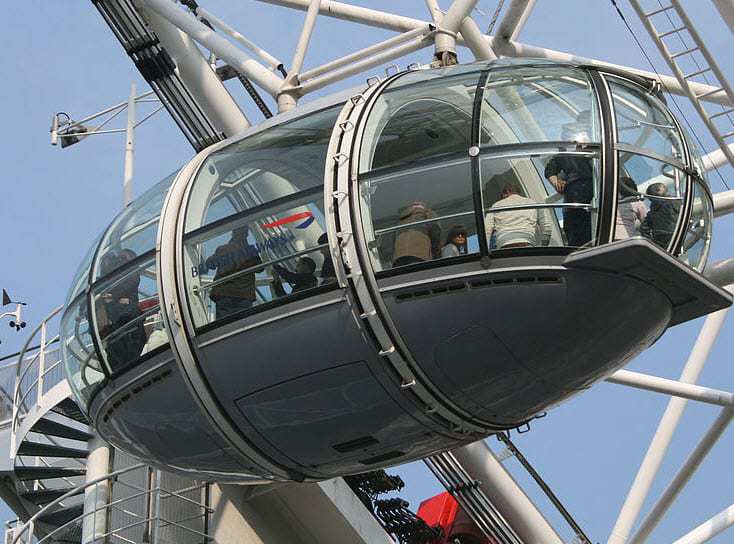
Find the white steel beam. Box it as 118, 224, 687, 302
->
713, 190, 734, 217
712, 0, 734, 36
705, 257, 734, 287
123, 82, 135, 208
425, 0, 443, 23
257, 0, 731, 107
290, 0, 321, 75
672, 504, 734, 544
494, 0, 536, 44
434, 0, 479, 55
194, 6, 284, 72
703, 143, 734, 172
608, 305, 731, 544
452, 441, 564, 544
630, 408, 734, 544
299, 25, 435, 81
606, 370, 734, 407
140, 5, 251, 135
460, 16, 497, 60
298, 35, 434, 94
140, 0, 283, 96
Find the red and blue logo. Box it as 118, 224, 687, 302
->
262, 211, 315, 230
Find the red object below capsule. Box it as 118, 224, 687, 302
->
416, 492, 497, 544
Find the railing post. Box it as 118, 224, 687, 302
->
37, 321, 47, 409
82, 436, 111, 544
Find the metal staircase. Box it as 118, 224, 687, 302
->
628, 0, 734, 170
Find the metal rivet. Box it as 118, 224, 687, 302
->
469, 146, 480, 157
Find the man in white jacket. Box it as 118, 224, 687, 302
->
485, 183, 552, 249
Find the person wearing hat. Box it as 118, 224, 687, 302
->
544, 110, 596, 247
392, 201, 441, 267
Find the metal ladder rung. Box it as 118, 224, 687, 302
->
658, 26, 686, 39
709, 109, 734, 120
697, 87, 724, 100
685, 67, 712, 79
671, 47, 699, 60
644, 5, 674, 17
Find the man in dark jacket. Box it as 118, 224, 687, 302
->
272, 257, 318, 297
545, 111, 595, 247
206, 226, 262, 320
641, 182, 680, 248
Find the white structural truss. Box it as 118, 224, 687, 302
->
5, 1, 734, 544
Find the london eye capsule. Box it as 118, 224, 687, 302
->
60, 60, 731, 483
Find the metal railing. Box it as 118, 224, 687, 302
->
10, 305, 64, 444
10, 463, 215, 544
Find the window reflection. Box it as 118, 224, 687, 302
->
616, 153, 686, 249
61, 296, 104, 404
679, 180, 712, 270
92, 256, 167, 373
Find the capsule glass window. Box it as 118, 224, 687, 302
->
357, 70, 483, 271
608, 77, 684, 164
182, 106, 341, 329
60, 295, 105, 405
478, 66, 602, 250
615, 153, 687, 249
679, 179, 713, 271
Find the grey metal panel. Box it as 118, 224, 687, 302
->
196, 295, 455, 477
382, 265, 672, 426
95, 359, 268, 482
565, 238, 733, 324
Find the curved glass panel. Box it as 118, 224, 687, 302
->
616, 153, 686, 248
481, 150, 600, 249
679, 180, 712, 271
480, 66, 601, 146
608, 77, 684, 164
359, 71, 481, 174
91, 255, 167, 373
681, 125, 709, 184
65, 234, 101, 306
183, 107, 341, 329
61, 295, 105, 406
93, 172, 177, 282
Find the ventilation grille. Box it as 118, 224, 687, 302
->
394, 274, 562, 302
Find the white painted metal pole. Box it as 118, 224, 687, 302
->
434, 0, 479, 54
299, 35, 434, 94
702, 143, 734, 172
672, 504, 734, 544
141, 6, 251, 135
713, 190, 734, 217
606, 370, 734, 407
123, 82, 135, 208
195, 6, 284, 71
460, 16, 497, 60
299, 25, 434, 81
452, 441, 564, 544
425, 0, 443, 22
494, 0, 536, 43
630, 408, 734, 544
712, 0, 734, 35
81, 436, 111, 544
608, 306, 731, 544
140, 0, 282, 96
705, 257, 734, 287
290, 0, 321, 75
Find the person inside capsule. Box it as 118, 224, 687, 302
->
485, 182, 552, 249
614, 176, 648, 240
205, 225, 262, 320
271, 256, 318, 296
641, 182, 680, 248
317, 232, 336, 285
544, 110, 595, 247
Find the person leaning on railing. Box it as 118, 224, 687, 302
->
485, 183, 551, 249
392, 201, 442, 267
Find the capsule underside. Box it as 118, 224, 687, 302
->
61, 60, 730, 482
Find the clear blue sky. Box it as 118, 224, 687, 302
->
1, 1, 732, 542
